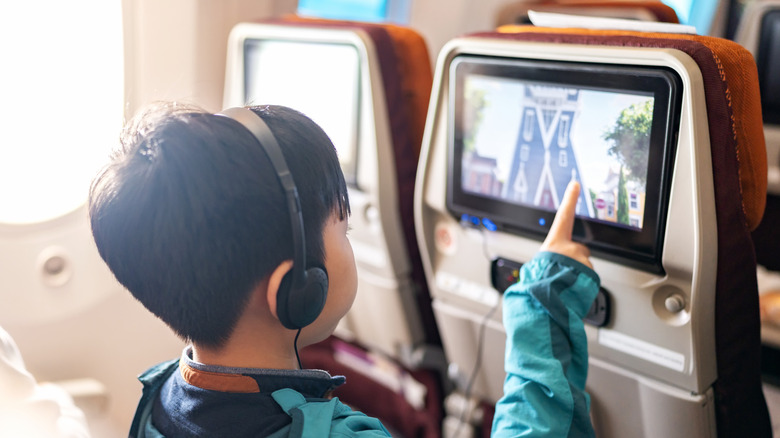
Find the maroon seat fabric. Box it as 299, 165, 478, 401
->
303, 338, 443, 438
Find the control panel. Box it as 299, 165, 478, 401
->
490, 257, 610, 327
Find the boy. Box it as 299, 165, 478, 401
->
88, 103, 598, 437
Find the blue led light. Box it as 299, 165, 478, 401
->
538, 218, 546, 226
482, 218, 497, 232
470, 216, 480, 226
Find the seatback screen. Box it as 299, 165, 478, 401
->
243, 39, 360, 185
448, 56, 681, 273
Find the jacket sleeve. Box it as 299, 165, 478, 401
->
491, 252, 600, 438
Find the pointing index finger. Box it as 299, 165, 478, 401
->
547, 181, 580, 242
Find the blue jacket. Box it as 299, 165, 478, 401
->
129, 252, 598, 437
492, 252, 600, 437
128, 355, 390, 437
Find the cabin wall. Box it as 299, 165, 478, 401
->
123, 0, 297, 117
123, 0, 518, 117
410, 0, 514, 62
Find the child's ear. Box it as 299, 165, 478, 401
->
266, 260, 294, 321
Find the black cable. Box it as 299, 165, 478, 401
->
455, 298, 500, 437
455, 227, 501, 437
294, 328, 303, 370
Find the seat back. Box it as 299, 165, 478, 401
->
223, 16, 444, 438
736, 1, 780, 278
224, 15, 438, 362
496, 0, 679, 27
414, 25, 769, 437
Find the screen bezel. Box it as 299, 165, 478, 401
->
447, 55, 682, 273
242, 38, 361, 187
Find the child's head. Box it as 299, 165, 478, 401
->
89, 102, 353, 349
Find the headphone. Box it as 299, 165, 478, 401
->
217, 107, 329, 330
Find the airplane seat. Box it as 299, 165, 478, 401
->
734, 0, 780, 347
495, 0, 680, 27
302, 337, 443, 438
222, 16, 444, 437
275, 15, 439, 351
415, 24, 769, 437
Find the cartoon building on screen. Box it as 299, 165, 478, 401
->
592, 167, 645, 228
504, 86, 593, 217
462, 153, 503, 197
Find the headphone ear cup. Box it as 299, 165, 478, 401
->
276, 270, 295, 329
276, 267, 328, 330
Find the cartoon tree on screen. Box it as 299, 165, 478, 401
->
602, 99, 653, 184
617, 166, 629, 225
603, 100, 653, 226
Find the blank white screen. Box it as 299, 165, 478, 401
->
244, 40, 360, 183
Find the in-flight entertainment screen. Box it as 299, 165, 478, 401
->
448, 56, 682, 272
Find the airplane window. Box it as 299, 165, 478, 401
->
0, 0, 123, 225
297, 0, 411, 23
661, 0, 719, 34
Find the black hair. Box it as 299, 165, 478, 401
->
89, 102, 349, 347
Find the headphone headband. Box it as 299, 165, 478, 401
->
216, 107, 307, 289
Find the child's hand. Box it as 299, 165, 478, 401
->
540, 181, 593, 268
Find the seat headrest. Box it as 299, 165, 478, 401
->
271, 14, 433, 153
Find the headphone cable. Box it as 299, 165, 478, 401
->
294, 328, 303, 369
